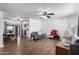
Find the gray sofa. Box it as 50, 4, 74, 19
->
30, 32, 46, 41
70, 43, 79, 55
70, 36, 79, 55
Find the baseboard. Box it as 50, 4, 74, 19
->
0, 45, 4, 48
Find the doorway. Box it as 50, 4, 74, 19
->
15, 25, 21, 39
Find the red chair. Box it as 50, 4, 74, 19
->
50, 30, 60, 40
50, 30, 57, 37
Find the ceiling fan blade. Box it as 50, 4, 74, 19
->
47, 15, 51, 18
47, 13, 55, 15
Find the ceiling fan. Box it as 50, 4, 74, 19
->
40, 11, 55, 19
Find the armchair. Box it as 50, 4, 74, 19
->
49, 30, 60, 40
31, 32, 41, 41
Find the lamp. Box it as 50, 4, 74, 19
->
70, 25, 75, 35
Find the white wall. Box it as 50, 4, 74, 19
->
42, 18, 68, 39
42, 15, 78, 40
29, 18, 42, 39
65, 15, 78, 35
0, 11, 4, 47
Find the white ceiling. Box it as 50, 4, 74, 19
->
0, 3, 77, 19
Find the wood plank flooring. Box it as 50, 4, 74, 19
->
0, 38, 57, 55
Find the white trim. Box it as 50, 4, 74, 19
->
0, 45, 4, 48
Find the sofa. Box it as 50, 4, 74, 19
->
30, 32, 46, 41
70, 43, 79, 55
70, 35, 79, 55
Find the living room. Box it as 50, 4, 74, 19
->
0, 3, 79, 55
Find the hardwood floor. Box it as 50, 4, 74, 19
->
0, 38, 57, 55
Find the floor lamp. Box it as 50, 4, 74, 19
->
70, 25, 75, 44
70, 25, 74, 35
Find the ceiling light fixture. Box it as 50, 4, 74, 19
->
16, 17, 24, 22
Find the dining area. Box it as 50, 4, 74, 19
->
3, 22, 19, 43
3, 32, 17, 43
3, 20, 29, 44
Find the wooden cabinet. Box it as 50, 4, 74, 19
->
56, 41, 70, 55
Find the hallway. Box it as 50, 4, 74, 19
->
0, 38, 56, 55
